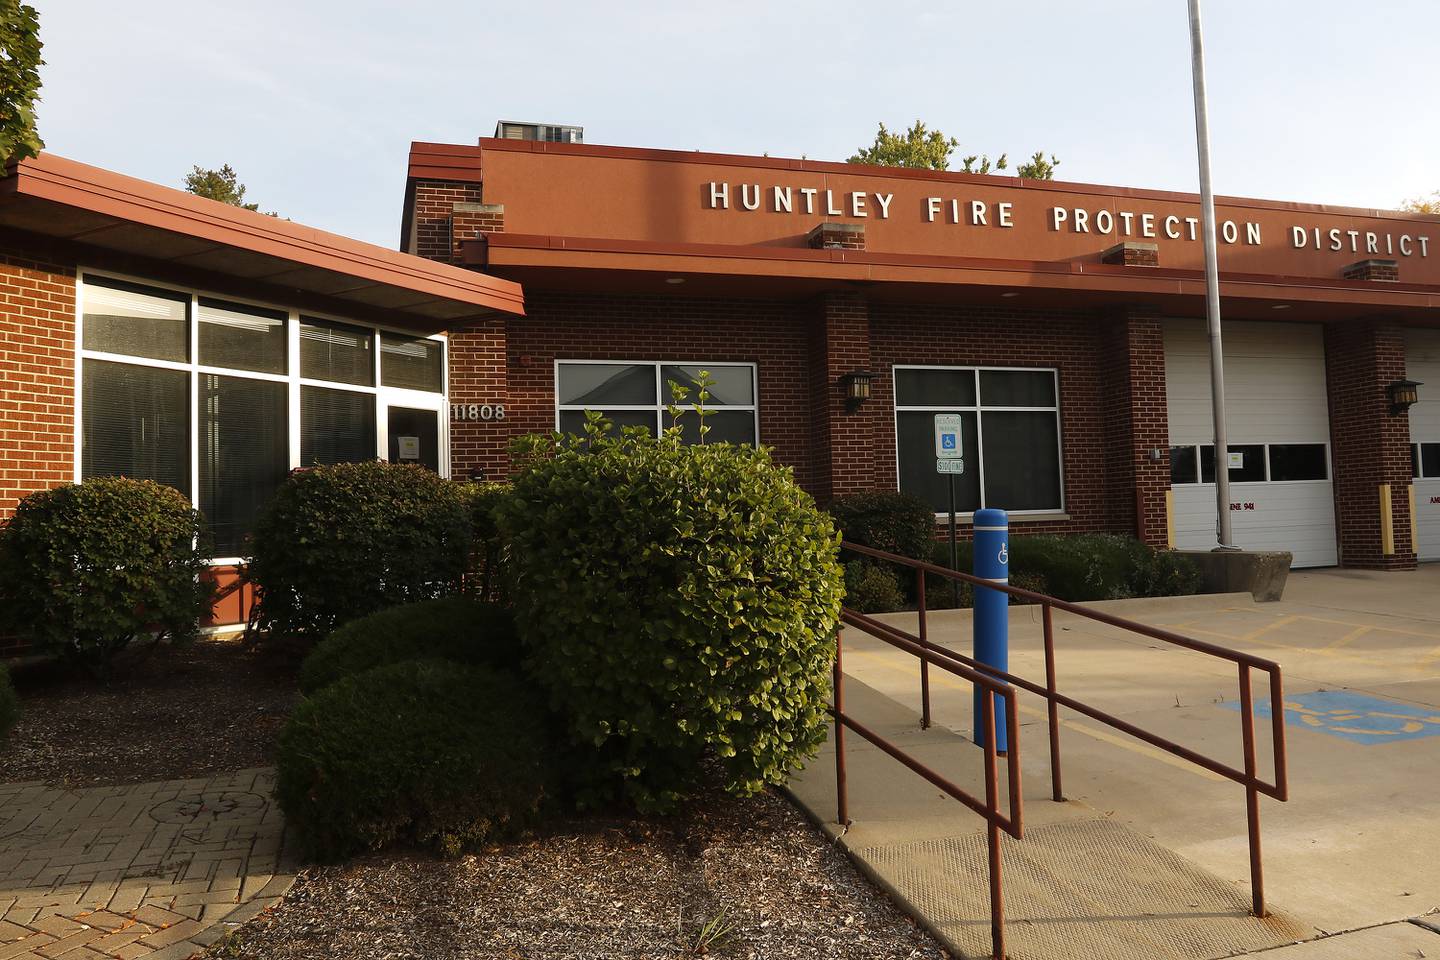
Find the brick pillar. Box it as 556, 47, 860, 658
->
1100, 310, 1170, 546
447, 316, 510, 483
1325, 319, 1416, 569
807, 291, 873, 504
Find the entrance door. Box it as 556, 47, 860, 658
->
386, 405, 441, 472
1407, 329, 1440, 561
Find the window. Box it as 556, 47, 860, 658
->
894, 366, 1062, 514
78, 273, 447, 559
555, 361, 758, 445
1414, 442, 1440, 479
1171, 442, 1329, 485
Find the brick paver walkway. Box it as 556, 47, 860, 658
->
0, 768, 296, 960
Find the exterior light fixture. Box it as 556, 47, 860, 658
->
1388, 379, 1422, 414
1271, 303, 1291, 310
1000, 291, 1020, 299
664, 277, 686, 285
841, 370, 876, 410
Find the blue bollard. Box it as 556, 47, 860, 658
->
972, 508, 1009, 753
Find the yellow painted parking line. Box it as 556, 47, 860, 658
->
1240, 615, 1299, 642
1325, 625, 1373, 650
1178, 623, 1438, 676
842, 647, 1227, 784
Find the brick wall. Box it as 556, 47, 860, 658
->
0, 249, 76, 521
808, 291, 872, 502
1100, 310, 1170, 546
1325, 319, 1416, 568
411, 179, 485, 262
868, 302, 1133, 538
447, 291, 816, 489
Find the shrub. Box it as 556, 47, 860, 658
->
298, 597, 519, 694
498, 412, 845, 813
275, 659, 551, 861
248, 462, 473, 642
843, 560, 904, 614
829, 491, 935, 561
456, 482, 512, 603
0, 663, 17, 742
0, 478, 212, 668
928, 533, 1200, 603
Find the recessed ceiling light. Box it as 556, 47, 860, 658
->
1271, 303, 1291, 310
1000, 291, 1020, 299
665, 277, 686, 285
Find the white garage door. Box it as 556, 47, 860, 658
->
1408, 328, 1440, 562
1165, 320, 1338, 568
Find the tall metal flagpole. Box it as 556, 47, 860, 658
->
1187, 0, 1235, 548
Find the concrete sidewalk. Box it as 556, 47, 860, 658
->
791, 568, 1440, 958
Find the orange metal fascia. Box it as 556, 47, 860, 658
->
477, 233, 1440, 310
12, 153, 524, 316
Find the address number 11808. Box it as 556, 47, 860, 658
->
451, 403, 506, 421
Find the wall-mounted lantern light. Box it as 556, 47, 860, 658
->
1388, 378, 1422, 414
841, 370, 876, 410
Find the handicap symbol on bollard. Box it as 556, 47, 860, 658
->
998, 543, 1008, 565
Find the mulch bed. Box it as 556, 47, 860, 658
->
1, 638, 301, 788
206, 787, 949, 960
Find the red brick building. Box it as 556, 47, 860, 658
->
402, 131, 1440, 571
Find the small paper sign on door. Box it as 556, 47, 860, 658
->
398, 436, 421, 460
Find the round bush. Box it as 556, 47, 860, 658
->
298, 597, 520, 694
275, 659, 551, 861
844, 560, 904, 614
0, 478, 211, 667
0, 663, 18, 742
829, 491, 936, 560
499, 418, 845, 813
249, 462, 473, 642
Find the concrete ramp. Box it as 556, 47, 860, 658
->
788, 676, 1313, 960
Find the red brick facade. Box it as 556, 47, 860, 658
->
1324, 319, 1417, 569
0, 249, 76, 522
410, 179, 485, 261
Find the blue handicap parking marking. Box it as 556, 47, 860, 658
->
1223, 690, 1440, 745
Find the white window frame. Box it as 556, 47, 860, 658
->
891, 364, 1066, 518
74, 268, 450, 565
553, 358, 760, 444
1168, 441, 1333, 486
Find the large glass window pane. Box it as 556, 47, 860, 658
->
895, 368, 976, 407
1227, 445, 1266, 482
82, 359, 189, 496
301, 386, 375, 466
381, 334, 444, 392
661, 365, 754, 406
558, 409, 657, 437
1200, 445, 1216, 483
557, 363, 655, 406
200, 375, 287, 557
1268, 444, 1328, 482
300, 319, 374, 386
676, 409, 757, 446
979, 370, 1056, 407
980, 411, 1062, 510
198, 298, 286, 374
83, 278, 189, 362
896, 410, 980, 513
1170, 446, 1198, 485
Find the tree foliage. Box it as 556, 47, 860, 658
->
0, 1, 45, 166
849, 120, 1059, 179
184, 164, 258, 209
1401, 192, 1440, 215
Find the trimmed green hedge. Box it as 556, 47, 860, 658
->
275, 659, 551, 861
929, 534, 1201, 603
298, 597, 520, 695
0, 478, 212, 668
499, 411, 845, 813
0, 663, 17, 742
829, 491, 935, 562
248, 462, 472, 642
843, 560, 905, 614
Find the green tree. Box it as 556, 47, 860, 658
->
184, 164, 260, 210
0, 1, 45, 166
849, 120, 1059, 179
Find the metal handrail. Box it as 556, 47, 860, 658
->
839, 540, 1289, 923
832, 608, 1023, 960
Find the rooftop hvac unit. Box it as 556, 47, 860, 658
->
492, 121, 584, 144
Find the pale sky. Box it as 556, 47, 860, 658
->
31, 1, 1439, 248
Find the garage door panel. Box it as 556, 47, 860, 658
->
1416, 481, 1440, 561
1165, 320, 1337, 569
1173, 484, 1338, 568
